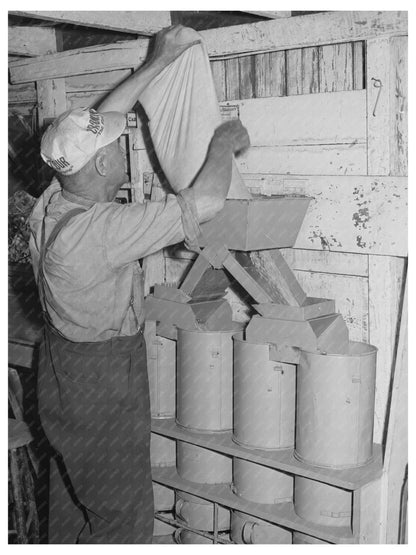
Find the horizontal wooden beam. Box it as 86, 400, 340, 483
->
203, 11, 407, 57
9, 40, 149, 84
8, 26, 57, 56
9, 11, 408, 84
9, 10, 171, 36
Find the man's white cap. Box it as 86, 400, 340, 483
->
40, 107, 126, 175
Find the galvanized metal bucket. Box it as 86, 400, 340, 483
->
153, 483, 175, 511
174, 529, 230, 544
177, 441, 232, 484
147, 335, 176, 418
231, 510, 292, 544
295, 341, 377, 468
233, 336, 296, 449
232, 458, 293, 504
153, 515, 176, 536
150, 433, 176, 467
292, 532, 331, 544
176, 325, 243, 432
175, 491, 230, 531
294, 476, 352, 528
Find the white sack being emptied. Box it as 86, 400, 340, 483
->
139, 30, 251, 200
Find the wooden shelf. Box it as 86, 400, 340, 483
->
151, 418, 383, 490
151, 466, 355, 544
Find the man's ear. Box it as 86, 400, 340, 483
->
95, 149, 107, 176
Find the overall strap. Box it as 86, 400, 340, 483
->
38, 208, 86, 314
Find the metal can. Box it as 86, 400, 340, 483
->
294, 476, 352, 528
292, 532, 331, 544
150, 433, 176, 467
177, 441, 232, 484
153, 482, 175, 511
176, 325, 242, 431
174, 529, 230, 544
231, 510, 292, 544
175, 491, 230, 531
153, 515, 176, 536
232, 458, 293, 504
233, 336, 296, 449
295, 341, 377, 468
147, 335, 176, 418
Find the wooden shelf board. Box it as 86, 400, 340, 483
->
151, 466, 355, 544
151, 418, 383, 490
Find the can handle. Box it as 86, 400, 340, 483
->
174, 528, 183, 543
242, 520, 258, 544
175, 498, 185, 519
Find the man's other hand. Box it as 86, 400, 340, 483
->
150, 25, 201, 67
212, 120, 250, 155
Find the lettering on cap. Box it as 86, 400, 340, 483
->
46, 156, 71, 171
86, 110, 104, 136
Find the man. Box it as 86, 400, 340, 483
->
29, 25, 249, 544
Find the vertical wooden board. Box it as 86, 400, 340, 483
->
353, 41, 365, 90
383, 275, 407, 543
293, 270, 369, 342
319, 43, 353, 92
353, 477, 383, 543
224, 57, 240, 101
366, 37, 391, 175
253, 53, 270, 98
37, 78, 67, 128
389, 36, 408, 177
238, 56, 255, 99
368, 255, 405, 445
142, 183, 166, 295
268, 51, 286, 97
301, 47, 319, 94
210, 59, 226, 102
286, 49, 302, 95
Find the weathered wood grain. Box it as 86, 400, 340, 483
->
9, 12, 407, 84
210, 60, 226, 101
389, 36, 408, 177
368, 255, 406, 445
236, 143, 367, 176
366, 37, 392, 176
203, 11, 407, 57
9, 40, 148, 84
65, 69, 132, 93
220, 90, 367, 146
37, 78, 67, 128
8, 26, 57, 56
10, 10, 171, 35
280, 248, 369, 277
319, 43, 353, 92
238, 56, 255, 99
286, 49, 302, 95
8, 82, 37, 105
224, 57, 240, 101
242, 174, 407, 257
